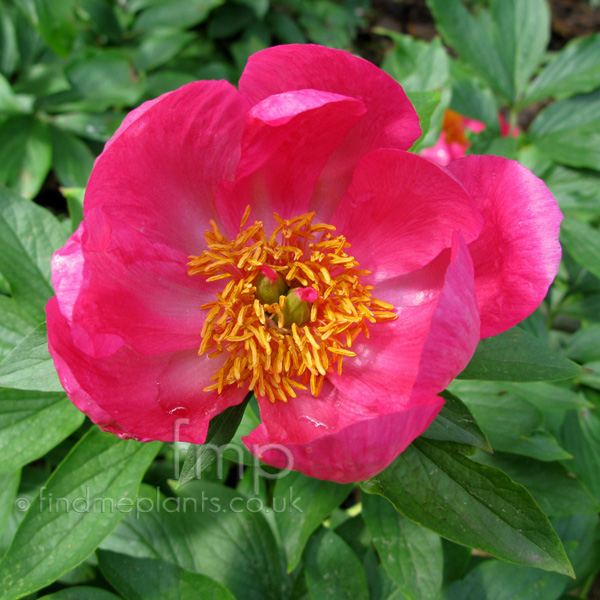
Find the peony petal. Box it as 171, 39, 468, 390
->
215, 89, 365, 234
60, 211, 218, 357
47, 298, 246, 443
84, 80, 250, 254
331, 234, 479, 401
448, 156, 562, 337
239, 44, 420, 217
243, 382, 443, 483
330, 149, 483, 283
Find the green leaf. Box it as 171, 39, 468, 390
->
0, 295, 37, 360
0, 323, 63, 392
0, 188, 68, 320
98, 550, 236, 600
0, 388, 84, 472
39, 587, 122, 600
458, 328, 582, 382
561, 218, 600, 281
13, 0, 77, 56
172, 480, 290, 600
362, 438, 574, 577
363, 494, 443, 600
489, 0, 550, 102
524, 34, 600, 105
0, 428, 160, 600
499, 382, 592, 412
552, 514, 600, 589
0, 73, 23, 116
448, 381, 571, 461
0, 470, 20, 540
559, 407, 600, 498
273, 471, 351, 572
50, 126, 95, 188
63, 187, 85, 232
52, 112, 126, 143
0, 115, 52, 198
544, 165, 600, 217
134, 0, 224, 31
422, 390, 491, 452
426, 0, 502, 94
66, 49, 146, 111
304, 527, 370, 600
103, 481, 290, 600
178, 394, 250, 486
133, 29, 195, 72
529, 90, 600, 170
377, 31, 449, 92
564, 324, 600, 363
407, 90, 444, 152
449, 63, 499, 129
473, 452, 599, 517
442, 558, 567, 600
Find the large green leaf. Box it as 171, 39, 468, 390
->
422, 390, 491, 451
427, 0, 549, 103
473, 452, 599, 517
103, 482, 290, 600
458, 328, 582, 382
489, 0, 550, 102
0, 188, 68, 321
544, 165, 600, 217
304, 527, 369, 600
0, 388, 84, 472
561, 218, 600, 281
13, 0, 77, 56
529, 90, 600, 170
362, 438, 574, 577
0, 115, 52, 198
448, 381, 571, 461
524, 33, 600, 105
363, 494, 443, 600
273, 471, 351, 572
0, 429, 160, 600
0, 295, 36, 360
66, 49, 146, 111
442, 558, 567, 600
98, 550, 235, 600
0, 323, 63, 392
0, 470, 20, 540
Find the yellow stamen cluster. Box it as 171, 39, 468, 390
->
187, 208, 396, 403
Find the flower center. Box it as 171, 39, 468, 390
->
188, 207, 396, 403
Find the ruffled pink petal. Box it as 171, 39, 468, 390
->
46, 297, 245, 443
331, 234, 479, 401
239, 44, 420, 217
84, 80, 250, 254
448, 156, 562, 337
330, 149, 483, 283
243, 382, 443, 483
215, 89, 365, 235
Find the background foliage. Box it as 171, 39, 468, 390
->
0, 0, 599, 598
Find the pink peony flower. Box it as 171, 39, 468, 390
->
421, 110, 519, 166
46, 45, 562, 483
